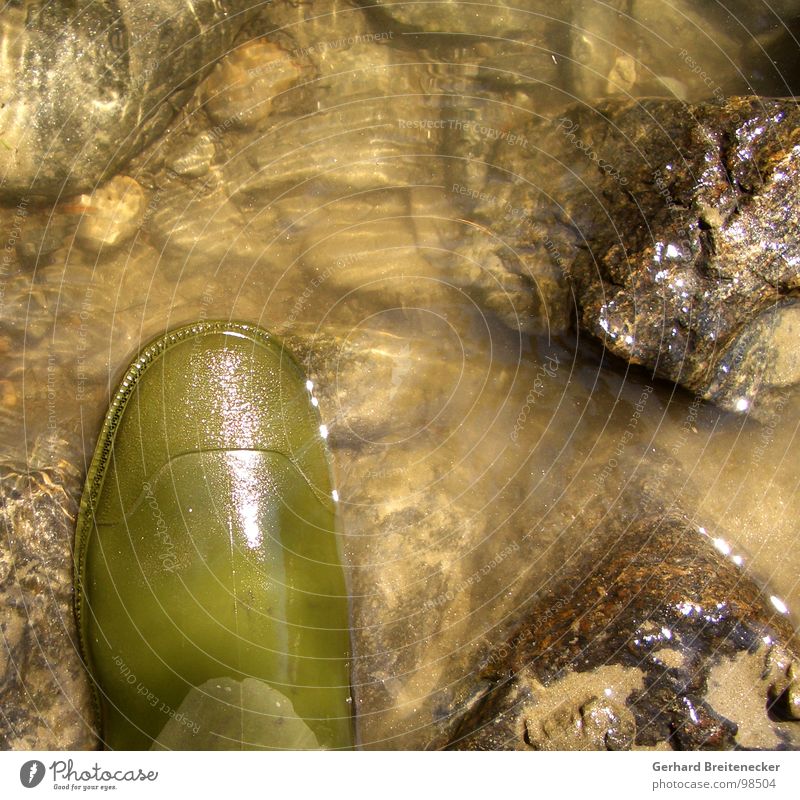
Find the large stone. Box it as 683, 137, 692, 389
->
0, 0, 261, 201
357, 0, 795, 102
537, 97, 800, 418
448, 509, 800, 750
0, 458, 96, 749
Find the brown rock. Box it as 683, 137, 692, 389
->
546, 97, 800, 418
0, 462, 96, 749
448, 512, 800, 750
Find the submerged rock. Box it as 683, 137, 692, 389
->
448, 510, 800, 750
357, 0, 790, 101
200, 38, 303, 129
0, 457, 95, 749
539, 97, 800, 418
0, 0, 260, 201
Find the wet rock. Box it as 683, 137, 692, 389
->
11, 212, 74, 270
261, 0, 400, 102
776, 662, 800, 721
223, 99, 444, 203
451, 236, 572, 335
0, 0, 261, 201
448, 511, 800, 750
607, 1, 800, 100
705, 647, 800, 748
706, 301, 800, 415
0, 457, 96, 749
145, 173, 258, 274
200, 39, 303, 129
357, 0, 791, 103
358, 0, 567, 106
543, 96, 800, 419
359, 0, 561, 37
518, 667, 641, 751
164, 133, 216, 180
73, 176, 148, 252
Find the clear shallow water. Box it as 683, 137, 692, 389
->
1, 0, 799, 748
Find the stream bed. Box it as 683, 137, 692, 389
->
1, 0, 799, 750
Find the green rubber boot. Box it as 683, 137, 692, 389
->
74, 321, 353, 750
